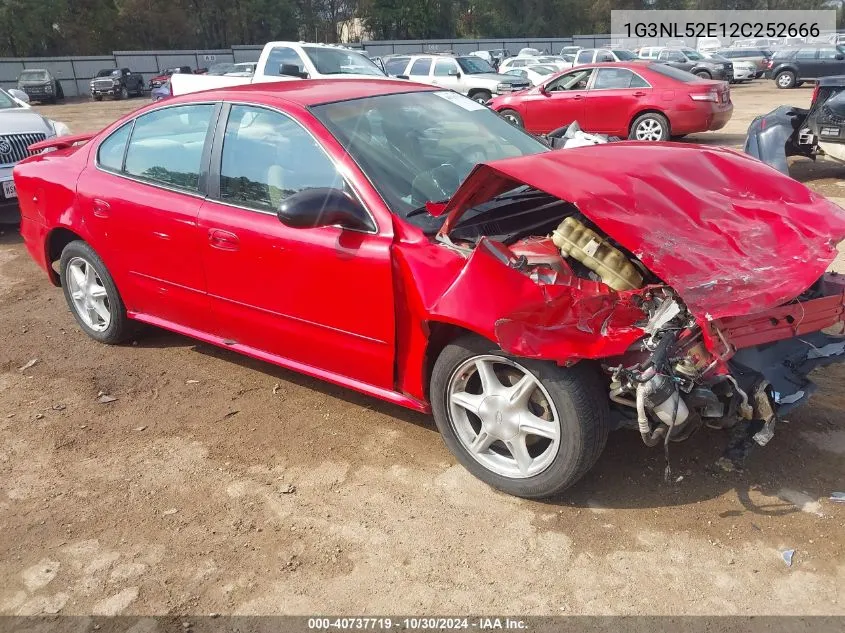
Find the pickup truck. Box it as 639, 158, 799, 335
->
170, 42, 387, 96
90, 68, 145, 100
16, 68, 64, 104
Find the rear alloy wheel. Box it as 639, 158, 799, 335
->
499, 108, 524, 127
431, 336, 609, 498
60, 241, 130, 344
470, 90, 492, 104
630, 112, 670, 141
776, 71, 796, 89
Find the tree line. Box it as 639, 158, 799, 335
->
0, 0, 838, 57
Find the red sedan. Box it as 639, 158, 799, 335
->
489, 62, 733, 140
14, 80, 845, 499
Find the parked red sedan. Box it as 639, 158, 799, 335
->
14, 80, 845, 499
489, 62, 733, 140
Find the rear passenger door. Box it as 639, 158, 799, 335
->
794, 48, 821, 78
197, 104, 396, 389
76, 103, 219, 329
584, 67, 651, 135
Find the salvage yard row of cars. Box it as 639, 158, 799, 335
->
4, 39, 845, 499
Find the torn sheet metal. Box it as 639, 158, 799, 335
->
436, 143, 845, 320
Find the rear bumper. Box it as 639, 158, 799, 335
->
670, 103, 733, 134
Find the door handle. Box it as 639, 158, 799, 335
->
633, 91, 647, 97
573, 94, 584, 100
208, 228, 239, 251
92, 199, 110, 218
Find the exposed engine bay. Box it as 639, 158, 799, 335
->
420, 182, 845, 463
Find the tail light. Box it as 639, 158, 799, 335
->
765, 58, 774, 70
812, 83, 820, 105
690, 90, 719, 102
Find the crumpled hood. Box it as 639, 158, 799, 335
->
438, 143, 845, 319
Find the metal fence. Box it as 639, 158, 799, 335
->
0, 34, 629, 98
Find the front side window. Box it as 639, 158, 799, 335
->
265, 46, 307, 76
123, 104, 214, 192
456, 57, 496, 74
547, 68, 593, 91
596, 50, 614, 62
219, 105, 344, 213
434, 59, 458, 76
97, 121, 133, 172
409, 58, 432, 76
819, 48, 840, 59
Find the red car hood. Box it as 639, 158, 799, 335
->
437, 143, 845, 319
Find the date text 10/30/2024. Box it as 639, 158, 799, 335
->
623, 22, 821, 39
307, 617, 528, 630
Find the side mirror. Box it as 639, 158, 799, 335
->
280, 63, 308, 79
9, 88, 30, 103
396, 74, 409, 80
278, 188, 372, 231
448, 69, 461, 77
539, 83, 549, 95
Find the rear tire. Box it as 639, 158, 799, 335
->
776, 70, 796, 89
630, 112, 670, 141
430, 335, 610, 499
499, 108, 524, 128
59, 241, 130, 345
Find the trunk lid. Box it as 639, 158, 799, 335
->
437, 143, 845, 320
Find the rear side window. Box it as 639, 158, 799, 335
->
795, 49, 818, 59
97, 122, 132, 172
218, 105, 345, 214
408, 58, 432, 76
596, 50, 614, 62
123, 104, 214, 192
593, 68, 649, 89
575, 50, 593, 64
265, 46, 307, 76
819, 48, 840, 59
383, 57, 409, 75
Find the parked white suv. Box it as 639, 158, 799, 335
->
397, 54, 531, 103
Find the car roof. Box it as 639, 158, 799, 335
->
817, 75, 845, 87
171, 78, 434, 107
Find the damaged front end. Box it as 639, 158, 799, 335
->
422, 143, 845, 458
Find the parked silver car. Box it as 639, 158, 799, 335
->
0, 88, 70, 223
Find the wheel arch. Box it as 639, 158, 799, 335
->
423, 321, 489, 401
45, 226, 85, 286
467, 87, 493, 101
628, 108, 670, 138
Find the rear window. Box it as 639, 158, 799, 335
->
647, 63, 697, 83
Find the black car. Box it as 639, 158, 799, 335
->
767, 45, 845, 89
745, 75, 845, 174
656, 47, 733, 81
89, 68, 145, 100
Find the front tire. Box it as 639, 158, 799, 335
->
431, 335, 609, 499
469, 90, 492, 104
695, 70, 711, 79
119, 86, 129, 100
59, 241, 130, 345
630, 112, 670, 141
499, 108, 524, 127
776, 70, 796, 89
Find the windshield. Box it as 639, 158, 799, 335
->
0, 89, 22, 109
612, 49, 637, 60
457, 56, 496, 74
208, 63, 236, 75
302, 46, 385, 76
311, 91, 547, 216
19, 70, 48, 81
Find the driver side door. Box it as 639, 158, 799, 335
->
526, 67, 593, 133
198, 103, 397, 390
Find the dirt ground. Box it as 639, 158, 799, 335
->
1, 82, 844, 617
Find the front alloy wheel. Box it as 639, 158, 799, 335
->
431, 336, 609, 498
